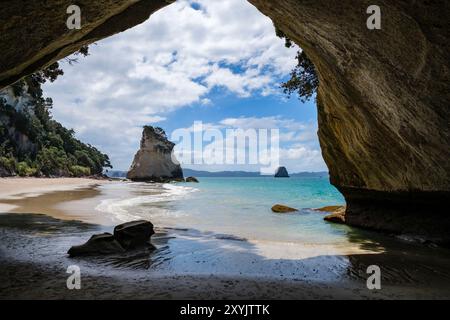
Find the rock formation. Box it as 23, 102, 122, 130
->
68, 220, 155, 257
127, 126, 183, 182
185, 176, 199, 183
323, 209, 346, 225
271, 204, 298, 213
315, 206, 347, 224
274, 166, 289, 178
0, 1, 449, 242
113, 220, 155, 250
68, 233, 125, 257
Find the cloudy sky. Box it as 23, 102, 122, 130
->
43, 0, 327, 173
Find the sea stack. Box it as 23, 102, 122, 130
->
127, 126, 183, 182
274, 166, 289, 178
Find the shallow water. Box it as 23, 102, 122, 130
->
97, 177, 348, 245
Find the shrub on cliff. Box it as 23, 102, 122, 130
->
275, 26, 319, 102
70, 165, 91, 177
16, 162, 37, 177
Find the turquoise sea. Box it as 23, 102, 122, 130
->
97, 176, 350, 246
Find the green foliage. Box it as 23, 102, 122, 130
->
37, 147, 69, 176
16, 162, 37, 177
275, 25, 319, 102
281, 51, 319, 102
0, 156, 16, 172
0, 54, 112, 177
70, 165, 91, 177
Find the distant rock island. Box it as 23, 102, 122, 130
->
127, 126, 183, 182
274, 166, 289, 178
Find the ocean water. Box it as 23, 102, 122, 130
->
96, 177, 351, 246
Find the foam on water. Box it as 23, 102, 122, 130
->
95, 183, 198, 223
95, 177, 348, 245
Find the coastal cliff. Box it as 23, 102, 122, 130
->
0, 1, 449, 241
0, 70, 111, 177
127, 126, 183, 182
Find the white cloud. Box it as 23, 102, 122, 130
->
42, 0, 302, 170
173, 116, 327, 173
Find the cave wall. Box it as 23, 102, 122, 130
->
248, 0, 450, 242
0, 0, 449, 241
0, 0, 173, 88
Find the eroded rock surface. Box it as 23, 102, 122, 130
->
0, 1, 449, 242
0, 0, 174, 88
127, 126, 183, 182
249, 0, 450, 243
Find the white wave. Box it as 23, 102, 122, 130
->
95, 183, 198, 223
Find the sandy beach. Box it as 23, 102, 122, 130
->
1, 178, 450, 300
0, 177, 114, 224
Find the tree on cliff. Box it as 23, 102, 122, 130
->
275, 27, 319, 102
0, 46, 112, 177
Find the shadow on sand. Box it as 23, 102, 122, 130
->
1, 212, 450, 299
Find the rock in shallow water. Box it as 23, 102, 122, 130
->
323, 207, 346, 224
67, 233, 125, 257
68, 220, 156, 257
185, 176, 199, 183
271, 204, 298, 213
314, 205, 345, 213
114, 220, 155, 250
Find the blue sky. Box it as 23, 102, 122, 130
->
42, 0, 327, 173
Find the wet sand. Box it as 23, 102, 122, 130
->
0, 178, 113, 223
1, 178, 450, 299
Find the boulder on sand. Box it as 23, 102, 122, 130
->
271, 204, 298, 213
68, 220, 156, 257
113, 220, 155, 250
67, 233, 125, 257
185, 176, 199, 183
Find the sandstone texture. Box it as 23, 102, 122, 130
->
0, 1, 449, 242
127, 126, 183, 182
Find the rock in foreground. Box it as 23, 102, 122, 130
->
127, 126, 183, 182
67, 233, 125, 257
114, 220, 155, 250
274, 166, 289, 178
271, 204, 298, 213
68, 220, 155, 257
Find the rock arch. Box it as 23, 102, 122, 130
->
0, 0, 449, 242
